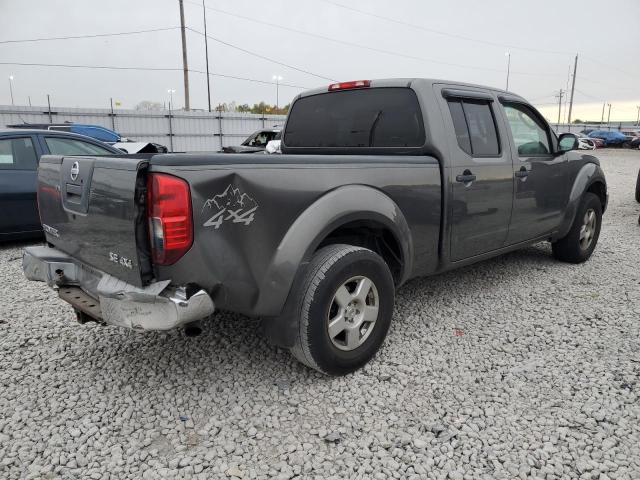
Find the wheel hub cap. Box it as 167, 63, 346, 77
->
579, 208, 597, 250
327, 276, 379, 351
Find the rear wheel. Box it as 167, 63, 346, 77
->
289, 244, 395, 375
635, 169, 640, 203
552, 192, 602, 263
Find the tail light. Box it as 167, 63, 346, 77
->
328, 80, 371, 91
146, 173, 193, 265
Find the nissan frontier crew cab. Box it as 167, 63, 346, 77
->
23, 78, 607, 375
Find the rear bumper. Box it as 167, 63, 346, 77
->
22, 246, 215, 331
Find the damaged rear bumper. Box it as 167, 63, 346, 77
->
22, 246, 214, 331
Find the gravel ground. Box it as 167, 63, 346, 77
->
1, 150, 639, 480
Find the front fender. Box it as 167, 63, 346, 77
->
254, 185, 413, 317
557, 162, 607, 239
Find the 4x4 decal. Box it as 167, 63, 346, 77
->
202, 184, 258, 229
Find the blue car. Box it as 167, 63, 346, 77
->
588, 130, 628, 147
7, 123, 121, 143
0, 129, 122, 241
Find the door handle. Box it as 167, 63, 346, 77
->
456, 170, 476, 183
515, 167, 529, 179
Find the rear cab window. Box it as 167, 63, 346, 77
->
284, 87, 425, 150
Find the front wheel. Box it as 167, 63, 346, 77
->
289, 244, 395, 375
635, 169, 640, 203
552, 192, 602, 263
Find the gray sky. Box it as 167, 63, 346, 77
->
1, 0, 639, 121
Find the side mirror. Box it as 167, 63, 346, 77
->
558, 133, 578, 153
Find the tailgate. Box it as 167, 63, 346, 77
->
37, 155, 151, 287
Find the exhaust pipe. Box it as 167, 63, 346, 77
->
184, 320, 203, 337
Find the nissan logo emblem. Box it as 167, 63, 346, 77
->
70, 161, 80, 181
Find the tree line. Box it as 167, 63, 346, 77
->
135, 100, 289, 115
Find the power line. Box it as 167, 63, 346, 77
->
581, 56, 637, 80
0, 61, 309, 89
319, 0, 573, 56
186, 27, 336, 82
190, 69, 309, 89
184, 1, 563, 79
0, 27, 179, 45
574, 88, 601, 101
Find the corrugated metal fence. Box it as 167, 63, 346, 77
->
0, 105, 286, 152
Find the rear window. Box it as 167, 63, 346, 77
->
284, 87, 425, 148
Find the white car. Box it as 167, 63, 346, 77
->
577, 137, 596, 150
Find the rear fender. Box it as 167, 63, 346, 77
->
255, 185, 413, 317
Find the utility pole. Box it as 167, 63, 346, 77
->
202, 0, 212, 112
46, 94, 52, 122
505, 52, 511, 91
607, 103, 612, 130
272, 75, 282, 111
555, 89, 564, 132
178, 0, 190, 111
600, 102, 606, 127
636, 106, 640, 127
566, 54, 578, 132
8, 75, 14, 105
109, 97, 116, 131
563, 65, 571, 123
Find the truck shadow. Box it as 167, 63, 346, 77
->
74, 242, 557, 385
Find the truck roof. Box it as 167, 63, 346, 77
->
296, 78, 528, 103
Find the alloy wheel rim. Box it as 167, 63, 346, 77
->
327, 276, 379, 351
579, 208, 597, 250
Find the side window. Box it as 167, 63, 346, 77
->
447, 99, 500, 156
503, 104, 551, 155
448, 100, 471, 155
0, 137, 38, 170
45, 137, 114, 155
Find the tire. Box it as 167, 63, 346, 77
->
552, 192, 602, 263
289, 244, 395, 375
635, 169, 640, 203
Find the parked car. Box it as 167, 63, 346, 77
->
577, 137, 597, 150
23, 78, 607, 375
222, 128, 281, 153
0, 129, 121, 241
8, 123, 121, 143
112, 141, 168, 154
588, 130, 628, 147
589, 137, 605, 148
620, 130, 640, 139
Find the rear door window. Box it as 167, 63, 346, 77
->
284, 88, 425, 148
0, 137, 38, 170
447, 99, 500, 156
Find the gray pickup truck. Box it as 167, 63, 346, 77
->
23, 78, 607, 375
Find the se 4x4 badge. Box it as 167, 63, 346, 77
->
202, 184, 258, 229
